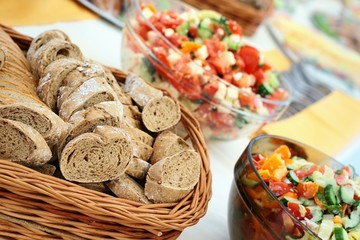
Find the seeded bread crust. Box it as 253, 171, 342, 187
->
0, 118, 52, 166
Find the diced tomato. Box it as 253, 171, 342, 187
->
222, 73, 233, 83
152, 46, 171, 68
188, 24, 199, 38
202, 78, 219, 96
267, 88, 288, 101
261, 62, 272, 71
208, 56, 230, 75
253, 69, 266, 84
238, 91, 256, 110
288, 202, 312, 220
280, 192, 299, 200
203, 39, 227, 58
355, 194, 360, 201
168, 34, 188, 48
296, 182, 319, 199
238, 45, 260, 74
159, 10, 183, 28
234, 54, 245, 71
227, 20, 242, 36
342, 166, 354, 178
137, 25, 151, 41
334, 169, 350, 185
269, 182, 292, 197
294, 165, 318, 180
175, 73, 202, 100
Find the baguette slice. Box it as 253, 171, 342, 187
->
142, 96, 181, 133
150, 130, 190, 164
122, 126, 154, 146
131, 140, 153, 162
59, 126, 132, 183
106, 174, 151, 204
145, 150, 201, 203
37, 58, 84, 111
103, 68, 132, 105
27, 29, 71, 74
124, 73, 163, 108
0, 102, 69, 150
32, 38, 84, 78
126, 157, 151, 180
31, 164, 57, 176
123, 105, 142, 128
0, 118, 52, 166
58, 77, 118, 121
58, 101, 125, 156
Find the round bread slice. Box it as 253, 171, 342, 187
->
150, 130, 190, 164
0, 118, 52, 166
106, 174, 151, 204
59, 126, 132, 183
32, 38, 84, 78
27, 29, 71, 73
144, 149, 201, 203
142, 96, 181, 133
37, 58, 84, 111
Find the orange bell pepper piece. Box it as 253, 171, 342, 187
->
181, 41, 202, 53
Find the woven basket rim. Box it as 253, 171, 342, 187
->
0, 24, 212, 239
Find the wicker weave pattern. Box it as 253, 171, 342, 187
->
0, 24, 212, 239
182, 0, 274, 36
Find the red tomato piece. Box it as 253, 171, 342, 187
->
227, 20, 243, 36
238, 45, 260, 74
188, 24, 199, 38
296, 182, 319, 199
203, 39, 227, 58
152, 46, 170, 68
238, 91, 256, 110
253, 69, 266, 85
159, 10, 183, 28
267, 88, 288, 101
288, 202, 311, 220
202, 78, 219, 96
261, 62, 272, 71
334, 169, 350, 185
269, 182, 292, 197
294, 165, 318, 180
208, 56, 230, 76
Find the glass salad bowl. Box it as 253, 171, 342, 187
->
121, 0, 292, 140
228, 134, 360, 240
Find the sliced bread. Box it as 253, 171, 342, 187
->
124, 73, 163, 108
126, 157, 151, 180
59, 126, 132, 183
144, 150, 201, 203
106, 174, 151, 204
150, 130, 190, 164
58, 77, 118, 121
142, 96, 181, 133
37, 58, 84, 111
31, 164, 57, 176
131, 140, 153, 162
0, 118, 52, 166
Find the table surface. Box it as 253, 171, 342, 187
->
14, 13, 360, 239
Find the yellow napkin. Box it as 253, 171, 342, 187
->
262, 49, 291, 72
257, 91, 360, 157
0, 0, 98, 26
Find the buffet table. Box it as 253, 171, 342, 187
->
1, 0, 359, 239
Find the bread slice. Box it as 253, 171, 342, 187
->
58, 101, 125, 156
37, 58, 84, 111
58, 77, 118, 121
27, 29, 71, 74
123, 105, 142, 128
131, 140, 153, 161
124, 73, 163, 108
126, 157, 151, 180
144, 150, 201, 203
121, 126, 154, 146
142, 96, 181, 132
0, 118, 52, 166
106, 174, 151, 204
59, 126, 132, 183
32, 38, 84, 78
103, 68, 132, 105
0, 102, 69, 150
31, 164, 57, 176
150, 130, 190, 164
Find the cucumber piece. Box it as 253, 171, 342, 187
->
325, 184, 339, 205
222, 36, 239, 51
340, 185, 355, 204
334, 225, 349, 240
318, 214, 335, 240
176, 21, 190, 36
327, 204, 342, 215
257, 81, 274, 96
198, 28, 213, 39
316, 191, 328, 207
343, 208, 360, 229
354, 201, 360, 208
280, 196, 301, 206
288, 171, 300, 186
308, 206, 323, 223
267, 72, 280, 89
286, 157, 310, 170
241, 175, 259, 187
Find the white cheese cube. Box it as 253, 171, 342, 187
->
229, 34, 242, 43
225, 86, 238, 102
221, 51, 236, 66
233, 72, 243, 81
195, 45, 209, 60
187, 62, 204, 75
167, 49, 181, 65
147, 31, 157, 43
217, 100, 232, 114
213, 81, 227, 100
142, 7, 154, 19
164, 28, 174, 38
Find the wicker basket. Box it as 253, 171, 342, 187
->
0, 24, 211, 240
181, 0, 274, 36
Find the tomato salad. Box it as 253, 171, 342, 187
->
241, 145, 360, 239
126, 4, 289, 139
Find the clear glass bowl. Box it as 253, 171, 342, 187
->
121, 0, 292, 140
227, 134, 349, 240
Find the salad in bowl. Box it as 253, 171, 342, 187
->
121, 0, 291, 139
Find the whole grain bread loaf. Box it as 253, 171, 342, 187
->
126, 157, 151, 180
145, 150, 201, 203
142, 96, 181, 133
0, 118, 52, 166
59, 126, 132, 183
